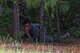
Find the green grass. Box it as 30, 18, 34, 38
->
0, 48, 52, 53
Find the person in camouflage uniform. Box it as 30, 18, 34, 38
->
22, 18, 70, 43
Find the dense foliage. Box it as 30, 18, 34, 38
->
0, 0, 80, 38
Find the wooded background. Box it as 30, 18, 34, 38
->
0, 0, 80, 38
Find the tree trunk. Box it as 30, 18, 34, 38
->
39, 0, 45, 42
48, 5, 52, 35
56, 1, 60, 34
12, 0, 20, 37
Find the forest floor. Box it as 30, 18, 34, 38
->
0, 37, 80, 53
